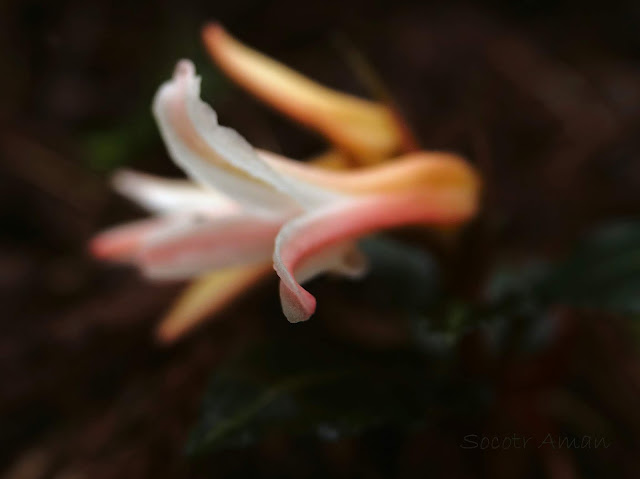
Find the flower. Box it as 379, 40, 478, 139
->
91, 28, 480, 342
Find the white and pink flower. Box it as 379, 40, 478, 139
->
91, 26, 480, 342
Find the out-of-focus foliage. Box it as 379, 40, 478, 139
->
187, 338, 487, 454
486, 219, 640, 319
82, 115, 155, 172
540, 221, 640, 315
357, 236, 440, 313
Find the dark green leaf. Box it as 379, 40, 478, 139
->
357, 236, 440, 312
186, 340, 485, 455
538, 220, 640, 315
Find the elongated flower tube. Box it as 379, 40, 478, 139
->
92, 60, 479, 333
203, 24, 410, 163
157, 264, 272, 342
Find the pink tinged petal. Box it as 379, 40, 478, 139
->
274, 191, 478, 323
294, 242, 369, 284
136, 215, 282, 280
156, 263, 271, 344
152, 60, 339, 217
278, 240, 369, 327
112, 169, 239, 217
89, 218, 174, 262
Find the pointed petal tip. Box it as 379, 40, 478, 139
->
88, 235, 111, 259
174, 59, 195, 79
89, 230, 136, 262
110, 168, 140, 195
110, 169, 165, 205
202, 21, 225, 44
201, 23, 235, 68
89, 230, 131, 261
155, 318, 182, 345
90, 219, 173, 263
279, 280, 316, 323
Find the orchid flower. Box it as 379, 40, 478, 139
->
91, 28, 480, 343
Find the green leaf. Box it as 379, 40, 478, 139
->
186, 340, 485, 455
357, 236, 440, 312
410, 300, 477, 355
81, 115, 156, 173
538, 220, 640, 315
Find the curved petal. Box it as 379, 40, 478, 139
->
153, 60, 338, 216
137, 214, 282, 280
112, 169, 239, 217
202, 24, 404, 163
294, 242, 369, 285
156, 263, 272, 344
274, 190, 478, 322
259, 150, 479, 196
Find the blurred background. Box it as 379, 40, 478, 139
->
1, 0, 640, 478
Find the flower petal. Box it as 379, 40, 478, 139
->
294, 242, 369, 285
274, 190, 478, 322
202, 24, 404, 163
259, 150, 479, 196
89, 217, 175, 261
112, 169, 239, 217
156, 263, 271, 343
153, 149, 358, 343
153, 60, 338, 216
137, 214, 282, 280
307, 149, 356, 170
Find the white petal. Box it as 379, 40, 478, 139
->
112, 169, 239, 217
152, 60, 340, 218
